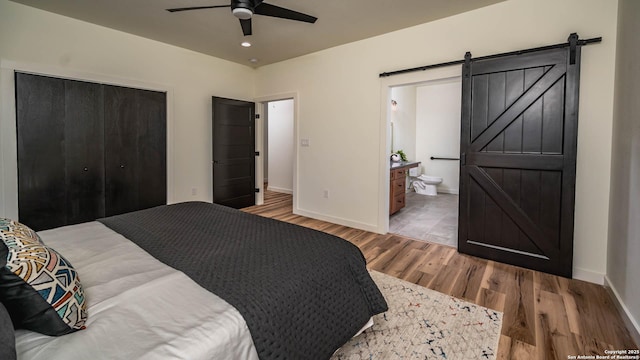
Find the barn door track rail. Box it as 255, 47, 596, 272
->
378, 33, 601, 78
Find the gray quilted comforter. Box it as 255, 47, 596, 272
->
99, 202, 387, 360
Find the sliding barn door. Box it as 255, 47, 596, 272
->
458, 44, 581, 277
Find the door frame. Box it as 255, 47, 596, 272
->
378, 66, 461, 234
254, 92, 298, 208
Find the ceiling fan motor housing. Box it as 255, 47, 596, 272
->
232, 0, 255, 19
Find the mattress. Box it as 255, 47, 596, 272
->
14, 221, 259, 360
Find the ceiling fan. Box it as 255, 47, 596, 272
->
166, 0, 317, 36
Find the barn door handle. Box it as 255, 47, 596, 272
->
83, 167, 88, 172
461, 153, 466, 165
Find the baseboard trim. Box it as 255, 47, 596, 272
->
266, 186, 293, 195
604, 276, 640, 347
572, 267, 605, 285
294, 208, 380, 233
437, 188, 459, 195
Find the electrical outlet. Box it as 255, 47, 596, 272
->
191, 188, 197, 196
323, 189, 329, 198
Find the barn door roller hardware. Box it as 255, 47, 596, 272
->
379, 33, 601, 78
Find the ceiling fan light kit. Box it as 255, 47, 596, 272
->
166, 0, 317, 37
232, 7, 252, 20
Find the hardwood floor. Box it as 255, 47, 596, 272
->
243, 191, 638, 359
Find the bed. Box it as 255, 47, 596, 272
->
1, 201, 388, 360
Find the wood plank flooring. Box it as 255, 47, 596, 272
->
243, 191, 638, 359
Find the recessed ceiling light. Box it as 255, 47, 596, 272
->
249, 58, 259, 63
241, 41, 251, 47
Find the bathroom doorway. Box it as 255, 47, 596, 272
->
384, 72, 462, 248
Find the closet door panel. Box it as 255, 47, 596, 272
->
16, 73, 66, 230
104, 86, 140, 216
104, 85, 166, 216
135, 89, 167, 210
64, 80, 105, 224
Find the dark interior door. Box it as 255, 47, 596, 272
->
212, 96, 255, 208
458, 45, 581, 277
104, 85, 167, 216
16, 73, 104, 231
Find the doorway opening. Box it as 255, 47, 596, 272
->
388, 78, 461, 247
379, 66, 462, 248
255, 94, 297, 207
263, 99, 294, 194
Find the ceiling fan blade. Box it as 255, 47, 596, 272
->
166, 5, 230, 13
240, 18, 252, 36
253, 3, 317, 23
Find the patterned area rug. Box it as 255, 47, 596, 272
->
332, 271, 503, 360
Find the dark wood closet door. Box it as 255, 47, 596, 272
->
64, 79, 105, 224
212, 96, 255, 208
16, 73, 66, 230
104, 85, 166, 216
16, 73, 104, 231
458, 46, 581, 277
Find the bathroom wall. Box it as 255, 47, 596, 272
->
415, 78, 462, 194
390, 86, 417, 161
266, 99, 294, 194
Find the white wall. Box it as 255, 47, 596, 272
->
390, 86, 417, 161
0, 0, 255, 219
255, 0, 619, 282
607, 0, 640, 342
415, 78, 461, 194
267, 99, 294, 194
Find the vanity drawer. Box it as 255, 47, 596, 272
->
392, 168, 407, 180
391, 178, 405, 196
390, 194, 405, 214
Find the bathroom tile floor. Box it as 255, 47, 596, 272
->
389, 191, 458, 248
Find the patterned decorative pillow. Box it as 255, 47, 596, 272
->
0, 218, 87, 336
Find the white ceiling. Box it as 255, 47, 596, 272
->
10, 0, 504, 67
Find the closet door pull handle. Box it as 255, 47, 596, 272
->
83, 167, 88, 171
120, 164, 125, 169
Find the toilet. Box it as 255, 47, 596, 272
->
414, 174, 443, 196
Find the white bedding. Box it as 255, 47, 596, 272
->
15, 222, 259, 360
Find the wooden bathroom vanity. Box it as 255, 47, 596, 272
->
389, 161, 420, 215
